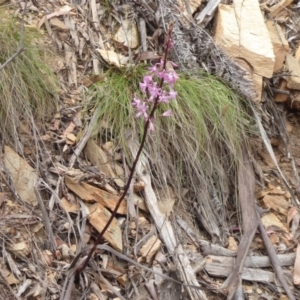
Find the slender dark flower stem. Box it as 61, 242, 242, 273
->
76, 23, 174, 275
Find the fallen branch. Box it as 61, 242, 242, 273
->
257, 208, 296, 300
221, 147, 258, 299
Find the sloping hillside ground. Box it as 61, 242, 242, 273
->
1, 0, 300, 299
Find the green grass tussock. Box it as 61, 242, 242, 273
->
88, 67, 250, 158
87, 66, 253, 243
0, 11, 58, 146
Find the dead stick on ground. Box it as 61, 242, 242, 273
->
68, 107, 100, 169
221, 147, 258, 299
256, 209, 296, 300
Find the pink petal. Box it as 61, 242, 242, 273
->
149, 65, 157, 73
161, 110, 172, 117
171, 61, 178, 68
143, 75, 153, 84
148, 119, 155, 131
169, 90, 177, 99
139, 82, 147, 93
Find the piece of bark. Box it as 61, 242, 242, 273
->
114, 20, 139, 49
60, 197, 80, 213
133, 181, 145, 193
4, 146, 38, 207
196, 0, 221, 26
138, 17, 147, 52
50, 18, 68, 30
207, 253, 295, 269
85, 139, 124, 187
269, 0, 293, 17
139, 235, 161, 263
96, 49, 128, 67
266, 21, 289, 72
87, 203, 123, 252
285, 54, 300, 91
262, 195, 290, 215
65, 175, 127, 214
133, 193, 148, 212
261, 212, 289, 234
206, 261, 277, 283
227, 237, 238, 252
85, 139, 115, 177
199, 240, 237, 257
221, 148, 258, 299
